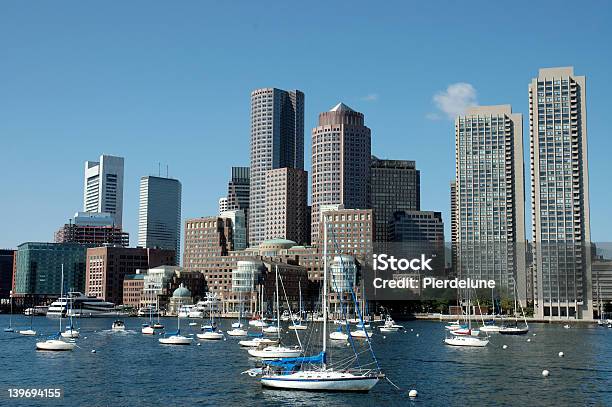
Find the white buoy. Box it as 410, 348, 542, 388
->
346, 343, 350, 347
558, 351, 564, 357
383, 336, 386, 339
91, 349, 96, 353
416, 333, 419, 337
533, 333, 536, 336
410, 329, 413, 332
527, 338, 531, 342
84, 337, 88, 340
409, 389, 418, 398
502, 345, 508, 349
542, 369, 550, 377
197, 343, 201, 346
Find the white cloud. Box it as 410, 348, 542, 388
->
360, 93, 379, 102
430, 83, 477, 120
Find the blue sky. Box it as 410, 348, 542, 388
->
1, 1, 611, 249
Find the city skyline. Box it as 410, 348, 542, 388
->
2, 2, 612, 249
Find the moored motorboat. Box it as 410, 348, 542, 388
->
141, 324, 155, 335
330, 326, 349, 340
239, 337, 278, 347
36, 337, 76, 351
111, 320, 125, 331
19, 329, 37, 336
350, 329, 371, 339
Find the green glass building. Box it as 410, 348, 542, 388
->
14, 242, 90, 295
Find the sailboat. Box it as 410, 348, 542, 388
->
288, 281, 307, 331
499, 278, 529, 335
152, 297, 164, 329
197, 297, 223, 340
61, 292, 80, 338
36, 265, 76, 351
141, 301, 155, 335
445, 288, 489, 347
259, 220, 381, 391
4, 290, 14, 332
227, 293, 248, 337
19, 309, 37, 336
479, 288, 501, 333
248, 265, 302, 359
159, 308, 192, 345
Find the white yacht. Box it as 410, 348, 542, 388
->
248, 345, 302, 359
47, 292, 116, 318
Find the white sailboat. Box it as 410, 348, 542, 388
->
288, 281, 307, 331
499, 278, 529, 335
36, 265, 76, 351
19, 310, 37, 336
445, 289, 489, 347
61, 292, 80, 338
228, 293, 248, 336
248, 265, 302, 359
141, 303, 155, 335
159, 312, 192, 345
197, 298, 224, 340
259, 220, 381, 391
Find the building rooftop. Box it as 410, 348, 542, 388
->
330, 102, 354, 112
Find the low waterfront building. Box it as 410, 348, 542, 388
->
0, 249, 15, 300
14, 242, 90, 296
593, 257, 612, 317
138, 265, 207, 311
122, 272, 145, 309
86, 247, 175, 305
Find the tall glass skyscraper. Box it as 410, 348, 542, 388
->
249, 88, 304, 247
455, 105, 526, 301
138, 176, 182, 265
529, 67, 591, 319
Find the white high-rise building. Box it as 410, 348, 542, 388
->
529, 67, 591, 319
138, 176, 182, 264
83, 155, 124, 226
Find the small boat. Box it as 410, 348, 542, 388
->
379, 316, 402, 332
248, 345, 302, 360
479, 324, 501, 333
141, 324, 155, 335
188, 322, 198, 326
263, 325, 281, 334
350, 329, 371, 339
451, 328, 481, 337
227, 328, 248, 337
19, 329, 37, 336
239, 337, 278, 347
499, 325, 529, 335
196, 328, 223, 340
35, 266, 75, 352
112, 320, 125, 331
158, 333, 192, 345
563, 324, 570, 329
152, 323, 164, 329
330, 326, 348, 341
249, 319, 268, 328
444, 335, 489, 347
231, 322, 244, 329
261, 369, 380, 392
288, 323, 307, 331
36, 336, 76, 351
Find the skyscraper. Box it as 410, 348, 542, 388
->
264, 167, 308, 245
370, 156, 420, 241
455, 105, 526, 299
218, 197, 228, 214
249, 88, 304, 247
529, 67, 591, 319
138, 176, 182, 264
83, 155, 124, 226
227, 166, 250, 211
311, 103, 371, 244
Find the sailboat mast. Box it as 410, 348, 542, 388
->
275, 265, 280, 339
60, 264, 64, 332
322, 217, 328, 365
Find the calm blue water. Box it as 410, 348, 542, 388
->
0, 315, 611, 406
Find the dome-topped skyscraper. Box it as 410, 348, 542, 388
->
311, 103, 371, 244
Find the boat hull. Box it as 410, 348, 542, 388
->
499, 328, 529, 335
158, 336, 192, 345
288, 325, 307, 330
444, 337, 489, 347
261, 373, 379, 392
19, 329, 37, 336
197, 332, 224, 340
36, 340, 75, 351
248, 347, 302, 359
227, 329, 248, 337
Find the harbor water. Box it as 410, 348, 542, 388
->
1, 315, 611, 406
